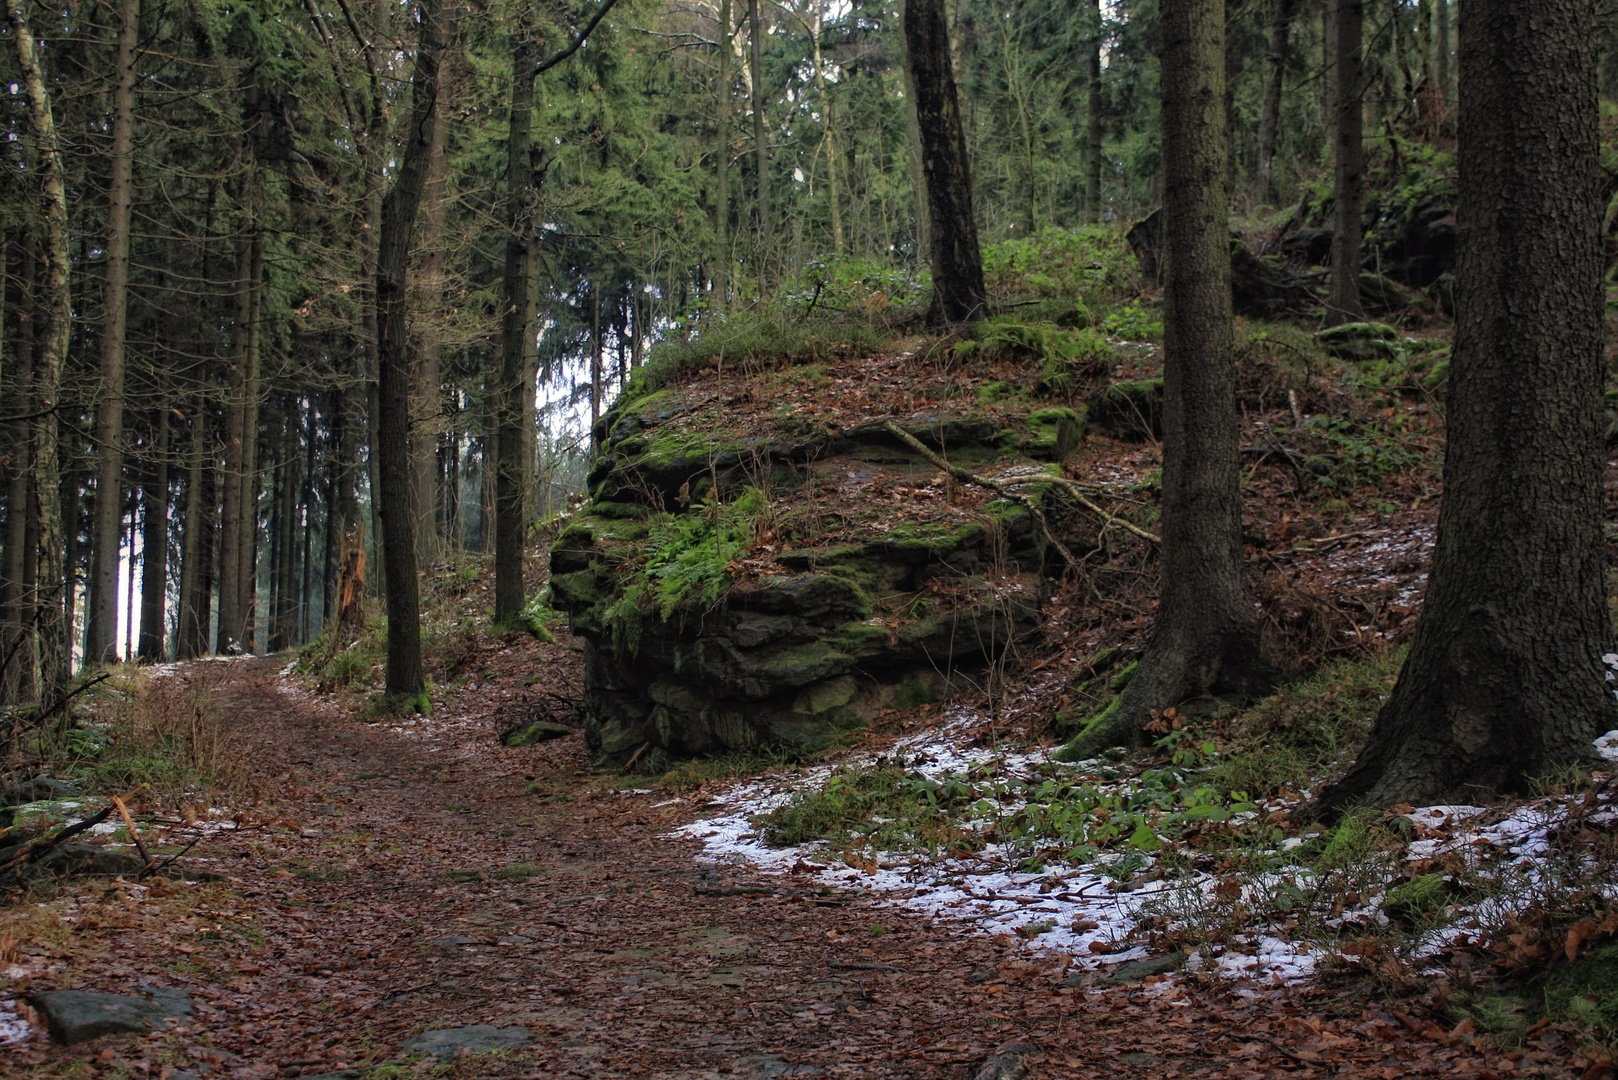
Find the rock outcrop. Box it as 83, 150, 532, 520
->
549, 356, 1099, 767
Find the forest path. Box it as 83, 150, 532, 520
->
34, 655, 1507, 1079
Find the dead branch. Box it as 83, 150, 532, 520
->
879, 421, 1085, 571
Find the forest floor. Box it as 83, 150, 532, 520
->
6, 321, 1615, 1078
1, 643, 1583, 1080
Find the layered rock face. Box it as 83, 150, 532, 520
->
548, 354, 1097, 767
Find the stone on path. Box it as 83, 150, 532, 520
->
400, 1024, 533, 1056
500, 719, 575, 746
30, 987, 193, 1045
972, 1041, 1038, 1080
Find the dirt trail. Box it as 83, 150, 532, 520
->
16, 656, 1511, 1079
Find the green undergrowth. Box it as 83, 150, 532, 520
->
603, 486, 771, 655
982, 225, 1140, 310
627, 316, 891, 403
954, 317, 1113, 396
9, 667, 243, 808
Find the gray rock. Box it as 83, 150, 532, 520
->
500, 720, 574, 746
25, 844, 147, 881
3, 777, 83, 805
1095, 951, 1186, 985
30, 987, 193, 1045
400, 1024, 532, 1056
972, 1042, 1038, 1080
733, 1054, 824, 1077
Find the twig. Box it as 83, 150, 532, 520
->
138, 832, 206, 880
111, 796, 152, 868
828, 960, 907, 972
879, 421, 1084, 571
1035, 476, 1162, 545
532, 0, 627, 76
621, 742, 650, 774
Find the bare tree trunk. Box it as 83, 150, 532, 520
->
899, 1, 931, 262
1086, 0, 1103, 224
1064, 0, 1267, 755
412, 8, 454, 569
7, 0, 72, 699
1255, 0, 1300, 203
748, 0, 769, 286
713, 0, 733, 308
495, 33, 538, 624
1322, 0, 1611, 809
904, 0, 987, 323
137, 408, 169, 661
175, 405, 208, 659
1326, 0, 1366, 325
3, 238, 36, 701
86, 0, 141, 666
375, 0, 441, 701
1433, 0, 1450, 118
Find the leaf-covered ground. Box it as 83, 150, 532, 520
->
2, 647, 1594, 1079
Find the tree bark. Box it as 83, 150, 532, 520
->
1321, 0, 1611, 809
713, 0, 732, 308
7, 0, 73, 701
1086, 0, 1103, 224
1065, 0, 1267, 755
1255, 0, 1299, 204
1326, 0, 1366, 325
86, 0, 141, 666
411, 5, 454, 569
904, 0, 987, 323
748, 0, 769, 285
137, 408, 169, 661
175, 403, 210, 660
375, 0, 441, 702
3, 238, 36, 702
495, 33, 539, 625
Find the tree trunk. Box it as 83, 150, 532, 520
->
899, 2, 931, 263
137, 407, 169, 661
375, 0, 441, 702
713, 0, 732, 308
86, 0, 141, 666
412, 7, 453, 569
748, 0, 769, 285
3, 238, 36, 702
494, 34, 538, 625
1321, 0, 1611, 809
7, 0, 72, 700
904, 0, 987, 324
1065, 0, 1267, 755
1255, 0, 1299, 204
175, 405, 209, 660
1326, 0, 1366, 325
1433, 0, 1450, 118
1086, 0, 1103, 224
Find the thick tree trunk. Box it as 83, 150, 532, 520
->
495, 36, 538, 625
904, 0, 987, 323
1065, 0, 1267, 756
1255, 0, 1299, 203
137, 408, 169, 661
86, 0, 140, 666
8, 0, 72, 700
1326, 0, 1366, 325
375, 0, 441, 701
1322, 0, 1611, 809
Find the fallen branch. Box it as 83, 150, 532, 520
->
139, 832, 206, 881
1, 804, 117, 878
1033, 476, 1162, 545
879, 421, 1085, 571
828, 960, 907, 972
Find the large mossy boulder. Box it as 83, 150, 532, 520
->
550, 370, 1096, 767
